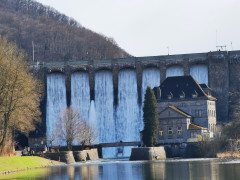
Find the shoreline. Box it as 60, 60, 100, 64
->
217, 152, 240, 158
1, 155, 239, 175
0, 156, 65, 175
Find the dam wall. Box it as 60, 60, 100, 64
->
32, 50, 240, 157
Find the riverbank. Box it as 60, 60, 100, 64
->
217, 152, 240, 158
0, 156, 64, 174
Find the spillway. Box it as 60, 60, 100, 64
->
71, 72, 90, 122
116, 69, 140, 157
166, 66, 184, 77
94, 71, 116, 157
45, 64, 209, 156
46, 74, 67, 146
190, 65, 208, 85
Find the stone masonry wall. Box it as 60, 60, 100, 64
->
31, 50, 240, 128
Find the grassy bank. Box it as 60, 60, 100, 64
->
0, 156, 64, 174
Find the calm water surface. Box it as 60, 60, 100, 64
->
1, 158, 240, 180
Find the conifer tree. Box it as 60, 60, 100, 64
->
142, 86, 159, 147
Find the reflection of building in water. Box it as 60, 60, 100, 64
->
210, 161, 219, 180
188, 161, 219, 180
79, 165, 99, 180
164, 162, 190, 179
148, 162, 166, 180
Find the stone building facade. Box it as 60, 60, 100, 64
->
154, 76, 216, 144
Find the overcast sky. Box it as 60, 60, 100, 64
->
36, 0, 240, 57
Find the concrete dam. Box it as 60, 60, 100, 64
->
33, 50, 240, 157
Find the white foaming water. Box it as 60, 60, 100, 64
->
71, 72, 90, 122
46, 74, 67, 146
141, 68, 161, 130
89, 100, 98, 144
166, 66, 184, 77
190, 65, 208, 85
94, 71, 115, 158
116, 69, 140, 157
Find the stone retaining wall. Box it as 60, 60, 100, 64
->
130, 147, 166, 161
73, 149, 99, 161
43, 151, 75, 164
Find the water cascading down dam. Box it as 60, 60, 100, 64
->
41, 51, 237, 157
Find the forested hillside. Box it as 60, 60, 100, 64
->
0, 0, 130, 62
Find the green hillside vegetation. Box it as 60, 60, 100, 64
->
0, 156, 63, 174
0, 0, 130, 62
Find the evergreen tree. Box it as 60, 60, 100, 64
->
142, 86, 159, 147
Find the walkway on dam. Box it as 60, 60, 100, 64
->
99, 141, 141, 147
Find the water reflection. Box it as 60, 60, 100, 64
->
2, 159, 240, 180
79, 165, 99, 180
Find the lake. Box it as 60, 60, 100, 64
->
1, 158, 240, 180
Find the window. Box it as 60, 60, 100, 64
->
192, 91, 198, 98
177, 127, 182, 135
168, 127, 173, 135
159, 128, 163, 136
179, 91, 185, 99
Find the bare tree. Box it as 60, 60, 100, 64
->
0, 37, 41, 155
55, 106, 82, 150
48, 131, 56, 148
78, 122, 96, 149
55, 106, 95, 151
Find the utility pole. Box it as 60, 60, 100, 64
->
167, 46, 169, 55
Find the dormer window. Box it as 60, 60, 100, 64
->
167, 92, 173, 99
179, 91, 185, 99
192, 90, 198, 98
